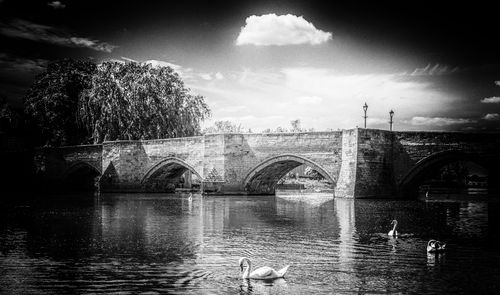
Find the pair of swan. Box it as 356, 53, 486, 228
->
239, 257, 290, 280
388, 219, 447, 253
237, 220, 445, 280
427, 239, 446, 253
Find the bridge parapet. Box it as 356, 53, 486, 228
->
32, 129, 500, 197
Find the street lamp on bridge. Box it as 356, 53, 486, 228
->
389, 109, 394, 131
362, 102, 368, 128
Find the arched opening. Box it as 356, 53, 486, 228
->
64, 162, 101, 192
141, 157, 202, 192
399, 151, 494, 199
244, 154, 335, 195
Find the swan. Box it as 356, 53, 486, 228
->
188, 193, 193, 201
239, 257, 290, 280
388, 219, 398, 237
427, 239, 446, 253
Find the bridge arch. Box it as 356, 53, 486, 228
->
399, 150, 493, 197
141, 157, 202, 192
243, 154, 335, 195
63, 161, 101, 191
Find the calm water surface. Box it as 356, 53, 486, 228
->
1, 193, 500, 294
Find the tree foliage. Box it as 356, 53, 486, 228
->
261, 119, 315, 133
0, 96, 21, 134
24, 59, 96, 146
203, 120, 245, 134
78, 61, 210, 143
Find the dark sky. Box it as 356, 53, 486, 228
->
1, 0, 499, 131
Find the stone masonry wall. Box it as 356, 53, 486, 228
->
352, 130, 500, 198
34, 129, 500, 196
354, 129, 395, 198
334, 129, 358, 198
222, 132, 343, 193
202, 134, 225, 192
101, 137, 205, 191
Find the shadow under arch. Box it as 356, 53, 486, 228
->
141, 157, 202, 192
399, 150, 493, 198
243, 154, 335, 195
63, 161, 101, 192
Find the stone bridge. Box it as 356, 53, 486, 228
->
34, 128, 500, 198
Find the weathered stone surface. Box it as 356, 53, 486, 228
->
334, 129, 358, 198
34, 129, 500, 197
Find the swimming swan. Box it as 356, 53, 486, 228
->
388, 219, 398, 237
427, 240, 446, 253
239, 257, 290, 280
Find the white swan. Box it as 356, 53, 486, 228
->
188, 193, 193, 201
427, 239, 446, 253
388, 219, 398, 237
239, 257, 290, 280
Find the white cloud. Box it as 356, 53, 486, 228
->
144, 59, 182, 71
70, 37, 114, 52
215, 72, 224, 80
199, 73, 212, 80
0, 19, 115, 52
296, 96, 323, 105
410, 63, 459, 76
143, 59, 227, 85
408, 116, 475, 126
480, 96, 500, 103
236, 14, 332, 46
47, 1, 66, 9
196, 72, 224, 81
484, 113, 500, 120
120, 56, 137, 63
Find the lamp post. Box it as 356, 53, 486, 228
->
363, 102, 368, 128
389, 109, 394, 131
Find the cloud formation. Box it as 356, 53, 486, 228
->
480, 96, 500, 103
236, 14, 332, 46
483, 113, 500, 120
408, 116, 475, 126
0, 53, 48, 73
410, 63, 459, 76
47, 1, 65, 9
0, 19, 116, 52
144, 59, 183, 71
144, 59, 224, 82
192, 65, 465, 131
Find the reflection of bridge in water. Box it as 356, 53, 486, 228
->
36, 128, 500, 198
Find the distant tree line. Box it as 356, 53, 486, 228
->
203, 119, 316, 134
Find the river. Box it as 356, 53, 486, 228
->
1, 193, 500, 294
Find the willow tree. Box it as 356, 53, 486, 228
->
78, 61, 211, 143
24, 59, 97, 146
